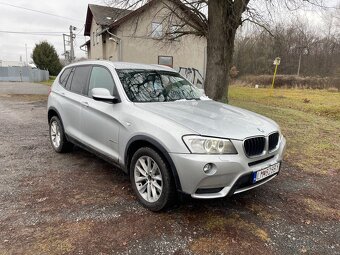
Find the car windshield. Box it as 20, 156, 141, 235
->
116, 69, 202, 102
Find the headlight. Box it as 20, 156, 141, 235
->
182, 135, 237, 154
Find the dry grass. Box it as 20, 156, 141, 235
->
303, 198, 340, 220
233, 75, 340, 90
228, 86, 340, 175
205, 213, 270, 242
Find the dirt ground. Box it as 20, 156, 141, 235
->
0, 94, 339, 255
0, 82, 49, 95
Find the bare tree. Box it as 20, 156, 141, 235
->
109, 0, 327, 101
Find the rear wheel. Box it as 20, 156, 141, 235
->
49, 116, 72, 153
130, 147, 176, 211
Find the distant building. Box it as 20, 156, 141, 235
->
81, 0, 207, 74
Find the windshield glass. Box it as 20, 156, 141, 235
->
116, 69, 202, 102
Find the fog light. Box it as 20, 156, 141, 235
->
203, 163, 214, 174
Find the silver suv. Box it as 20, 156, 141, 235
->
48, 60, 286, 211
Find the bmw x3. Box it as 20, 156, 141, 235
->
47, 60, 286, 211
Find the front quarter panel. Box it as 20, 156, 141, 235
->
118, 103, 195, 164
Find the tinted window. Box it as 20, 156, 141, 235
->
65, 68, 75, 91
88, 66, 117, 97
59, 68, 71, 87
70, 66, 91, 95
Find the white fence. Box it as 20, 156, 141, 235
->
0, 67, 49, 82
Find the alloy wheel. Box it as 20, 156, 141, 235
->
134, 156, 163, 203
50, 120, 61, 149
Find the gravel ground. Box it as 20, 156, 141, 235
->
0, 82, 49, 95
0, 94, 339, 255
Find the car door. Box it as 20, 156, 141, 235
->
80, 65, 121, 162
57, 66, 91, 141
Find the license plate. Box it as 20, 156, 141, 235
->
252, 163, 280, 183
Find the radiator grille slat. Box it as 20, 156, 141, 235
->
244, 137, 265, 157
269, 132, 280, 151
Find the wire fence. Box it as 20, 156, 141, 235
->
0, 67, 49, 82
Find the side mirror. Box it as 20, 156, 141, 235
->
91, 88, 118, 103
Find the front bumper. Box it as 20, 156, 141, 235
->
170, 136, 286, 198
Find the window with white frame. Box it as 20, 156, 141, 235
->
158, 56, 173, 67
151, 22, 163, 38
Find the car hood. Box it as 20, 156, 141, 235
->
135, 100, 279, 140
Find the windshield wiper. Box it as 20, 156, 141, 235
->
173, 98, 200, 102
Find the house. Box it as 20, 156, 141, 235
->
81, 0, 207, 76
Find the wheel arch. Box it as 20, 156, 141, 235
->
48, 107, 61, 123
47, 107, 67, 136
124, 135, 182, 192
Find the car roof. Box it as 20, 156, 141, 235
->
65, 60, 176, 72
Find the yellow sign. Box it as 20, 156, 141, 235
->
271, 57, 281, 95
273, 57, 281, 66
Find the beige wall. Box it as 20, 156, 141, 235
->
88, 1, 207, 74
89, 18, 104, 59
104, 33, 119, 61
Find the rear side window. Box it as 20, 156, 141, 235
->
70, 66, 91, 95
59, 68, 71, 87
65, 68, 75, 91
88, 66, 118, 97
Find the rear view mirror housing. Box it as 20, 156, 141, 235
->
91, 88, 119, 103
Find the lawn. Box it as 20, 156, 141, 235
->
39, 76, 56, 86
228, 86, 340, 175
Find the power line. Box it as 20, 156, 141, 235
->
0, 30, 66, 34
0, 2, 83, 23
0, 30, 66, 36
75, 25, 85, 35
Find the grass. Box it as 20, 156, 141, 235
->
228, 86, 340, 175
39, 76, 56, 86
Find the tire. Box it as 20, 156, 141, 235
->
130, 147, 176, 211
49, 116, 73, 153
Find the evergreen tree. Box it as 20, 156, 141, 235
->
32, 41, 62, 76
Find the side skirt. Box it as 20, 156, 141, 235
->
66, 134, 126, 172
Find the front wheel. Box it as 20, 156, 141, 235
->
130, 147, 176, 211
49, 116, 73, 153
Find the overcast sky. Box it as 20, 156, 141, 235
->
0, 0, 338, 63
0, 0, 104, 62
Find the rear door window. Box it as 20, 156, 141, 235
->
59, 68, 71, 87
70, 66, 91, 95
65, 68, 75, 91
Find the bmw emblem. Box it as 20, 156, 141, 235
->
257, 128, 265, 133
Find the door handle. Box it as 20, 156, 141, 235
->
61, 92, 65, 96
81, 101, 89, 107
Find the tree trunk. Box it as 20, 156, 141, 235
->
204, 0, 238, 102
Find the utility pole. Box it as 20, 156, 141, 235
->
62, 26, 76, 64
25, 43, 28, 66
69, 25, 76, 63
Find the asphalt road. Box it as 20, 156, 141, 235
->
0, 81, 49, 95
0, 93, 339, 255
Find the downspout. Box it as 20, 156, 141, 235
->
98, 27, 122, 61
